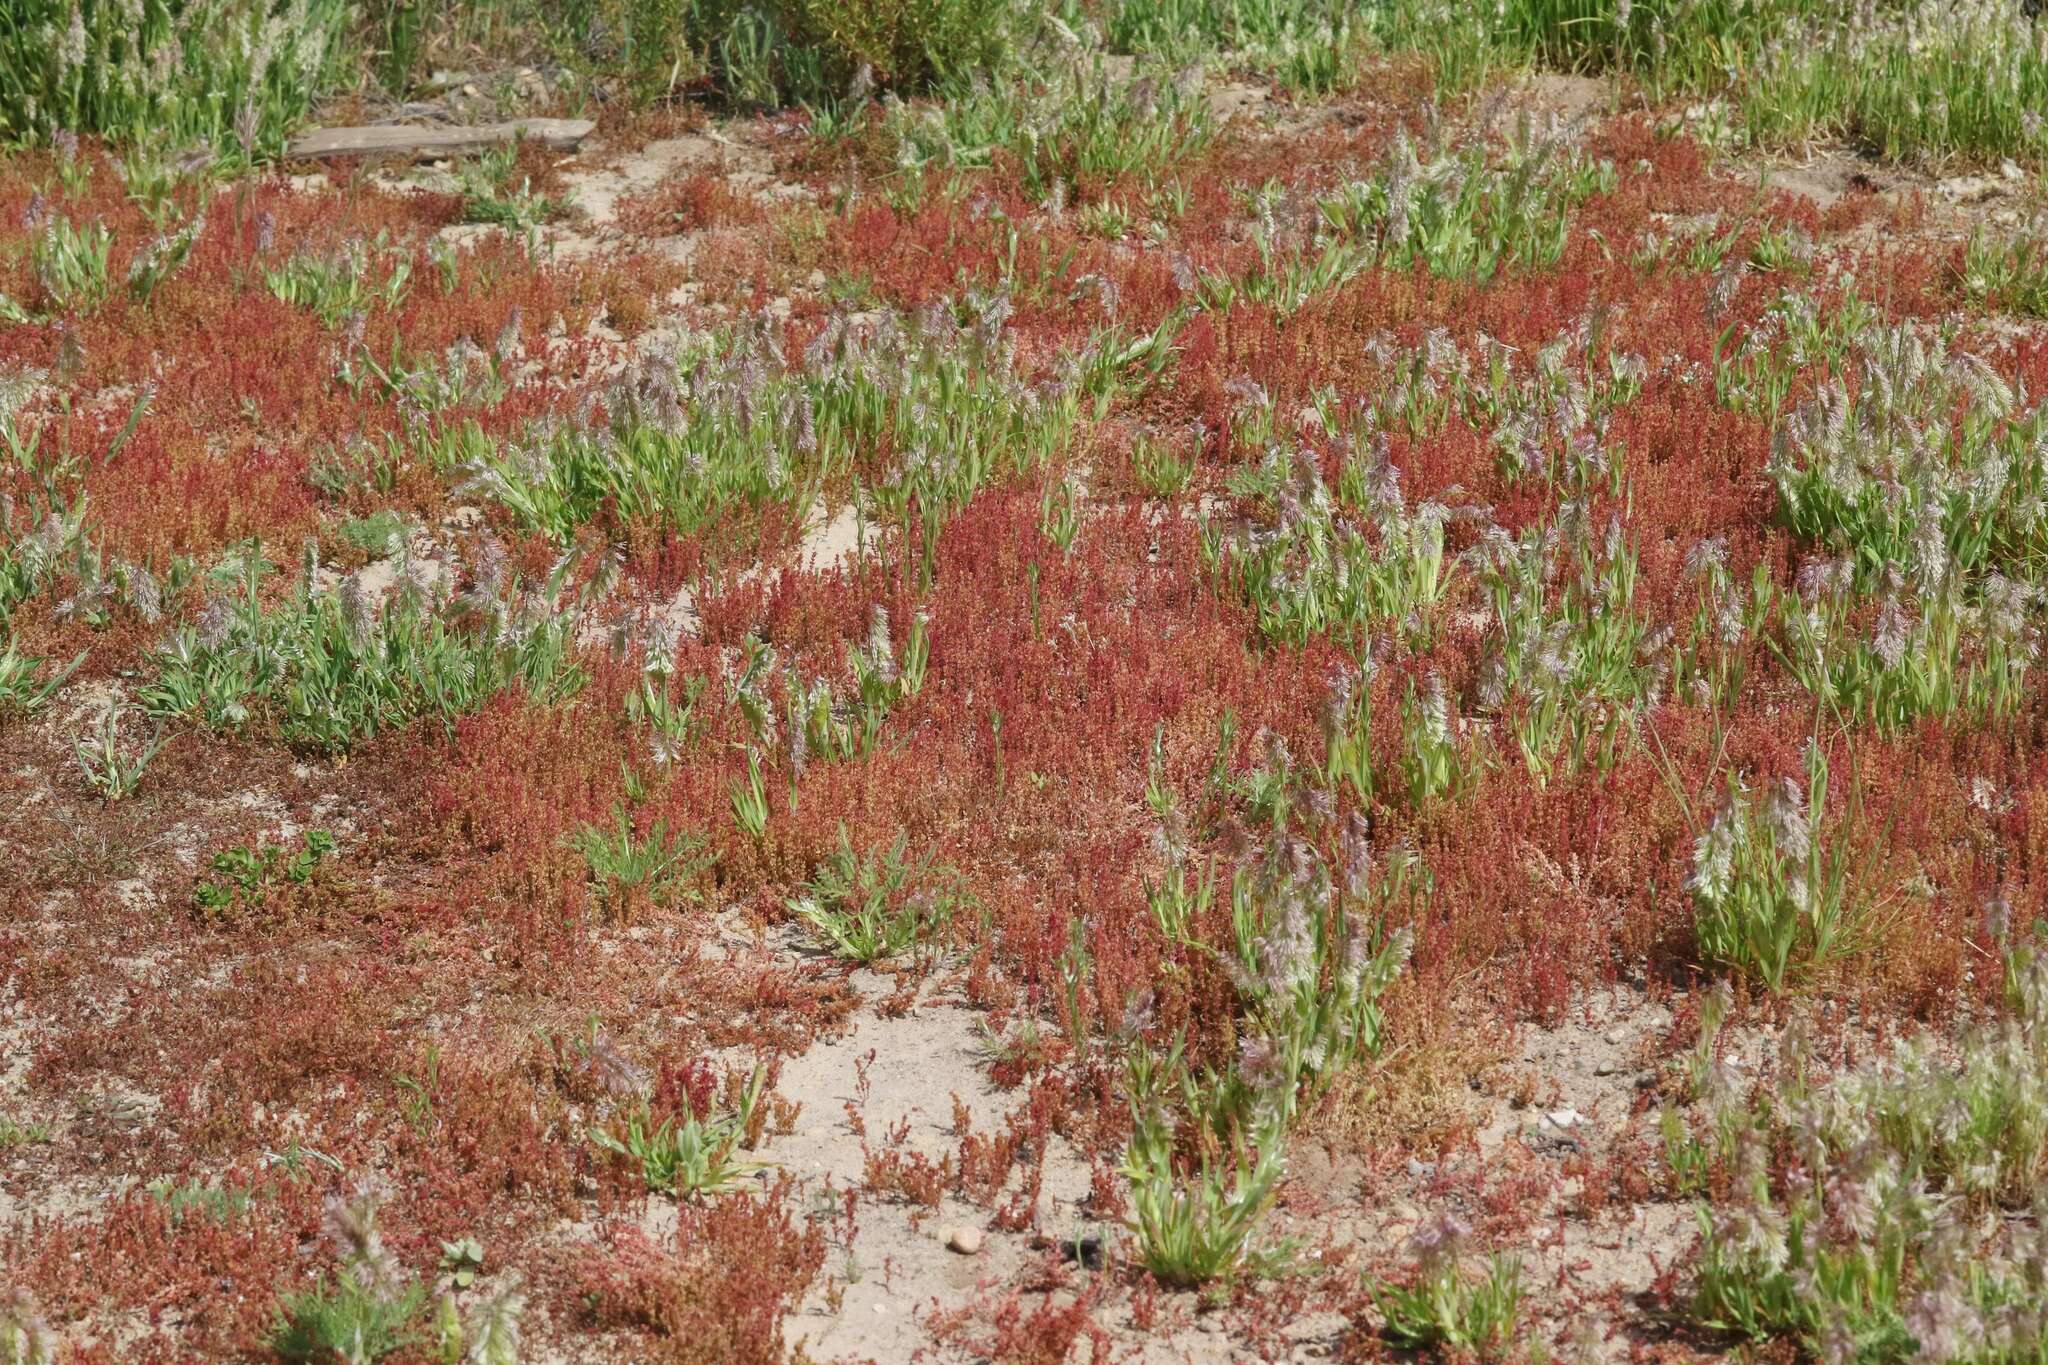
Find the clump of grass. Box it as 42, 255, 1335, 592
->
1396, 671, 1479, 807
1363, 0, 2048, 166
1767, 322, 2048, 587
729, 746, 771, 838
0, 1293, 53, 1365
271, 1187, 427, 1364
123, 209, 207, 305
1316, 664, 1376, 807
1130, 426, 1197, 497
0, 1114, 53, 1151
790, 828, 970, 965
1469, 509, 1658, 780
1667, 537, 1774, 714
1960, 227, 2048, 317
1686, 743, 1878, 994
432, 1280, 526, 1365
457, 141, 566, 233
147, 1176, 256, 1223
0, 0, 350, 153
1779, 569, 2036, 734
694, 0, 1012, 105
445, 303, 1072, 579
625, 656, 702, 767
1748, 321, 2046, 730
143, 541, 585, 753
888, 19, 1213, 208
1364, 313, 1648, 472
271, 1271, 418, 1363
1106, 0, 1366, 96
2, 214, 112, 320
1220, 827, 1415, 1128
0, 401, 92, 629
1206, 443, 1450, 659
73, 703, 166, 801
1666, 936, 2048, 1356
747, 607, 929, 769
1316, 112, 1615, 284
264, 235, 415, 329
352, 0, 1009, 112
1121, 1035, 1290, 1289
1189, 195, 1371, 317
0, 640, 82, 719
1712, 288, 1879, 418
1122, 818, 1414, 1287
720, 611, 929, 815
568, 806, 712, 919
271, 1184, 525, 1364
1367, 1211, 1523, 1353
591, 1065, 767, 1197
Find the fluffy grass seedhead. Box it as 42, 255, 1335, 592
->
1671, 934, 2048, 1356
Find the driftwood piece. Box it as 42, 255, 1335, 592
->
285, 118, 595, 162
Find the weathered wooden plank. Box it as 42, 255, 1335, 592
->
285, 118, 595, 162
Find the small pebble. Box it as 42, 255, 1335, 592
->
946, 1226, 984, 1256
1602, 1026, 1629, 1045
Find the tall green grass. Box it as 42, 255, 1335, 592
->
1102, 0, 1367, 95
0, 0, 1011, 153
1361, 0, 2048, 165
690, 0, 1008, 103
0, 0, 350, 152
359, 0, 1011, 108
